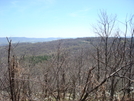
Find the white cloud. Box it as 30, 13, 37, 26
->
69, 8, 91, 18
79, 8, 91, 12
69, 13, 77, 17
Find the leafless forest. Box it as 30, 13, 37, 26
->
0, 12, 134, 101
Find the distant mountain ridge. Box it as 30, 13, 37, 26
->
0, 37, 63, 46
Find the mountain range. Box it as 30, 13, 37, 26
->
0, 37, 63, 46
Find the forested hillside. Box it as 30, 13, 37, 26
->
0, 37, 100, 57
0, 36, 134, 101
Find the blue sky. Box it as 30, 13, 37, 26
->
0, 0, 133, 38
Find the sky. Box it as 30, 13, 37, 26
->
0, 0, 133, 38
